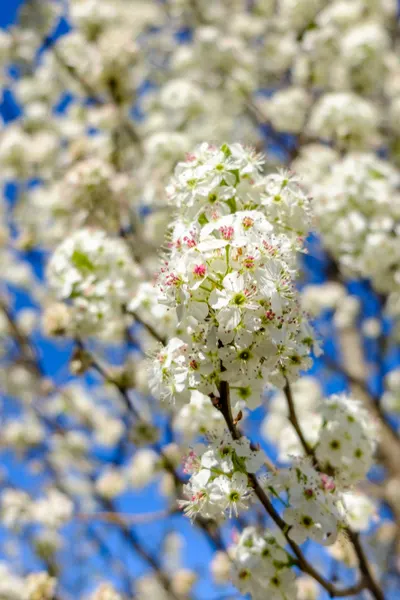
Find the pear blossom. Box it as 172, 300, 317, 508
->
47, 228, 141, 335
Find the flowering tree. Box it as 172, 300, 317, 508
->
1, 1, 400, 599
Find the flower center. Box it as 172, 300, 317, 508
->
193, 264, 206, 278
301, 515, 313, 527
232, 293, 246, 306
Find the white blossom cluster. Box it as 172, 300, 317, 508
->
306, 93, 379, 149
0, 566, 57, 600
1, 0, 400, 597
339, 491, 377, 533
300, 153, 400, 295
166, 143, 311, 238
53, 157, 127, 233
2, 488, 73, 531
267, 458, 342, 546
89, 583, 122, 600
316, 394, 378, 486
25, 572, 57, 600
179, 431, 264, 521
150, 143, 316, 409
382, 368, 400, 416
173, 390, 226, 441
263, 385, 378, 487
230, 527, 296, 600
293, 148, 400, 334
300, 282, 347, 318
0, 413, 45, 451
47, 228, 141, 335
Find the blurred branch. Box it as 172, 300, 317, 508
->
76, 509, 176, 525
128, 310, 167, 346
324, 354, 400, 443
0, 295, 45, 378
77, 340, 228, 558
51, 46, 141, 147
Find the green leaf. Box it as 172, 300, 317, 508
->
368, 168, 384, 180
226, 197, 237, 213
198, 212, 209, 226
71, 250, 95, 272
221, 143, 232, 157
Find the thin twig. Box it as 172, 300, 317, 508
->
79, 341, 228, 557
0, 296, 45, 377
215, 379, 369, 598
284, 380, 314, 458
76, 509, 176, 524
324, 356, 400, 442
283, 378, 385, 600
130, 310, 167, 346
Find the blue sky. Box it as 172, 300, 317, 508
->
1, 1, 399, 598
0, 6, 231, 595
0, 0, 24, 28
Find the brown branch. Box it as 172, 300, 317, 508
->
215, 379, 370, 598
324, 355, 400, 443
284, 381, 314, 458
79, 342, 228, 558
101, 499, 180, 600
0, 296, 44, 378
76, 509, 176, 525
52, 47, 103, 102
0, 315, 176, 595
283, 378, 385, 600
52, 47, 142, 148
129, 310, 167, 346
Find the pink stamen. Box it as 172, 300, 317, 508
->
193, 264, 206, 278
320, 473, 336, 492
219, 226, 234, 240
242, 217, 254, 229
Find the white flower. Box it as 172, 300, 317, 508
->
382, 368, 400, 414
307, 93, 379, 149
339, 491, 376, 532
95, 468, 126, 499
26, 572, 57, 600
155, 145, 314, 406
180, 432, 263, 521
315, 394, 378, 486
296, 575, 319, 600
173, 390, 226, 440
148, 338, 191, 405
267, 458, 342, 546
211, 551, 231, 584
32, 490, 73, 530
47, 228, 140, 336
264, 87, 311, 134
127, 449, 159, 489
90, 583, 122, 600
301, 282, 346, 316
55, 157, 122, 232
179, 468, 217, 521
1, 489, 33, 529
231, 527, 295, 600
210, 472, 251, 517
